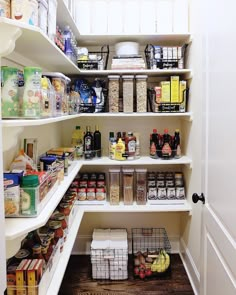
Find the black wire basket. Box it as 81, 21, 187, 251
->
77, 45, 109, 70
132, 228, 171, 279
145, 44, 187, 70
147, 87, 189, 113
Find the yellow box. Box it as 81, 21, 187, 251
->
160, 81, 170, 102
179, 80, 187, 112
171, 76, 179, 103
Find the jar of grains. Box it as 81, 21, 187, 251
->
109, 169, 120, 205
108, 75, 120, 112
122, 75, 134, 112
136, 75, 148, 112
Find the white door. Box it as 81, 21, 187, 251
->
199, 0, 236, 294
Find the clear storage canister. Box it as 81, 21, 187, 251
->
135, 169, 147, 205
122, 168, 134, 205
122, 75, 134, 112
0, 0, 10, 18
38, 0, 48, 35
136, 75, 147, 112
108, 75, 120, 112
109, 169, 120, 205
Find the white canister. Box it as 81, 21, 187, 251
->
38, 0, 48, 34
0, 0, 10, 18
11, 0, 38, 26
48, 0, 57, 40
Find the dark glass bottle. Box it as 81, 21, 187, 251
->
173, 129, 181, 158
116, 131, 122, 143
84, 126, 94, 160
161, 129, 172, 159
94, 125, 101, 157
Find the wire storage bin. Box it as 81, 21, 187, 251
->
145, 44, 187, 70
132, 228, 171, 279
91, 228, 128, 280
148, 87, 189, 113
77, 45, 109, 70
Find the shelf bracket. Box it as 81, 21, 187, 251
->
0, 25, 22, 57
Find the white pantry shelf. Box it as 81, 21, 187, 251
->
77, 33, 192, 46
79, 69, 192, 79
81, 156, 192, 167
2, 112, 193, 127
46, 206, 84, 295
0, 17, 80, 74
5, 161, 83, 240
77, 201, 192, 213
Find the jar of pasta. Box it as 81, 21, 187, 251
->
122, 75, 134, 112
122, 168, 134, 205
109, 169, 120, 205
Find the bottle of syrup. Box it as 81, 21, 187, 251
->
161, 129, 172, 159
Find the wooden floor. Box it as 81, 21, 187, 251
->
59, 255, 194, 295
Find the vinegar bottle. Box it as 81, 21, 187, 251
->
84, 126, 93, 160
94, 125, 101, 157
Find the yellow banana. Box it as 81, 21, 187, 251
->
151, 249, 170, 273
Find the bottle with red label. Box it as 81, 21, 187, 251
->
161, 129, 172, 159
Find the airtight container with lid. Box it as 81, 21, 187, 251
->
135, 169, 147, 205
122, 75, 134, 112
0, 0, 10, 18
11, 0, 39, 26
136, 75, 148, 112
43, 72, 71, 116
122, 168, 134, 205
109, 169, 120, 205
108, 75, 120, 112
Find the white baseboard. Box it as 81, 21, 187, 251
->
179, 238, 200, 295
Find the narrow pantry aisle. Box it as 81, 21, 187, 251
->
59, 255, 194, 295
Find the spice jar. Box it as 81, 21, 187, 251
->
20, 175, 39, 216
48, 220, 64, 251
135, 169, 147, 205
109, 169, 120, 205
136, 75, 147, 112
175, 172, 185, 199
58, 202, 71, 216
122, 168, 134, 205
122, 75, 134, 112
108, 75, 120, 112
50, 212, 68, 241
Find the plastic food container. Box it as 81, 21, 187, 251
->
136, 75, 148, 112
122, 75, 134, 112
11, 0, 39, 26
22, 67, 42, 118
0, 0, 10, 18
108, 75, 120, 112
48, 0, 57, 40
109, 169, 120, 205
122, 168, 134, 205
135, 169, 147, 205
43, 72, 71, 116
1, 66, 20, 118
38, 0, 48, 34
115, 42, 139, 56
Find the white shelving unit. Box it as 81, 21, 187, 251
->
0, 4, 193, 294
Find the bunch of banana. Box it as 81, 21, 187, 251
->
151, 249, 170, 273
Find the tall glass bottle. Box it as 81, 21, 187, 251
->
173, 129, 181, 158
84, 126, 93, 160
94, 125, 101, 157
